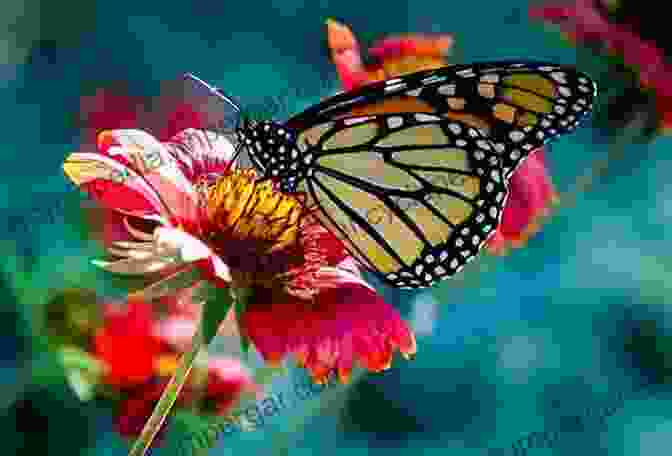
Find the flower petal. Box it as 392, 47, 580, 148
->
130, 268, 204, 305
369, 34, 453, 76
243, 282, 416, 383
153, 227, 232, 282
94, 298, 162, 388
63, 152, 171, 222
325, 18, 371, 91
486, 148, 558, 254
97, 129, 202, 223
164, 128, 237, 183
92, 257, 175, 275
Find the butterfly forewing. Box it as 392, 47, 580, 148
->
287, 61, 597, 179
301, 115, 508, 288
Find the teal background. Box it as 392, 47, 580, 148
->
3, 0, 672, 455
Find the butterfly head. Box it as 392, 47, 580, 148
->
236, 119, 305, 193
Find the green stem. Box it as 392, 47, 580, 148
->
128, 325, 204, 456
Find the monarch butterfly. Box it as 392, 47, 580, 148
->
184, 62, 597, 288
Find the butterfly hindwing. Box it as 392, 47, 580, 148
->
300, 114, 508, 288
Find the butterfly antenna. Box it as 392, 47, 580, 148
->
184, 73, 245, 173
184, 73, 241, 114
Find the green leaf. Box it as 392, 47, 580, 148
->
66, 369, 97, 402
58, 346, 106, 401
200, 284, 234, 346
59, 345, 106, 375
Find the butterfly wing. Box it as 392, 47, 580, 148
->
288, 61, 597, 180
299, 114, 508, 288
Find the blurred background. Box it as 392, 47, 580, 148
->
3, 0, 672, 455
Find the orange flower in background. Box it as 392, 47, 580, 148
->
325, 19, 561, 255
326, 18, 453, 90
63, 82, 416, 384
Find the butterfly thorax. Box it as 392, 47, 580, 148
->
237, 119, 304, 192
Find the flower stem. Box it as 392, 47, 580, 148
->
128, 325, 204, 456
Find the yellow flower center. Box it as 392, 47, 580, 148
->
201, 169, 306, 287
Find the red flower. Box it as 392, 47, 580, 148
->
93, 297, 163, 388
325, 19, 560, 254
63, 76, 416, 384
243, 259, 416, 384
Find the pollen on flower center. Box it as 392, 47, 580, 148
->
202, 169, 306, 282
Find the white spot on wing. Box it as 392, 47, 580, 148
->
480, 74, 500, 83
385, 83, 407, 92
509, 130, 525, 142
415, 113, 440, 122
437, 84, 456, 96
387, 116, 404, 129
550, 72, 567, 83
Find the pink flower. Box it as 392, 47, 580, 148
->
325, 19, 560, 254
63, 80, 416, 383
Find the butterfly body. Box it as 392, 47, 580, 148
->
190, 61, 597, 288
237, 119, 303, 192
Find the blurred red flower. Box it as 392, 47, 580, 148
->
92, 295, 258, 442
94, 297, 163, 388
